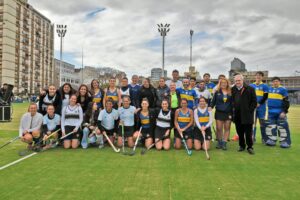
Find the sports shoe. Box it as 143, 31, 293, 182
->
247, 148, 255, 155
237, 147, 245, 152
222, 141, 227, 150
280, 142, 290, 148
266, 139, 276, 146
216, 140, 222, 149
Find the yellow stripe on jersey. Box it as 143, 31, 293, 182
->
198, 117, 209, 123
180, 94, 194, 101
208, 88, 213, 93
141, 119, 150, 124
93, 97, 102, 103
269, 93, 283, 100
178, 117, 191, 123
106, 95, 118, 101
255, 90, 264, 97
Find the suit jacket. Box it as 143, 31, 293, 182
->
232, 84, 257, 124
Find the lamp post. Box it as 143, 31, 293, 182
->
190, 29, 194, 67
157, 23, 170, 78
56, 24, 67, 86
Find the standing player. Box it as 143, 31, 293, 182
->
203, 73, 216, 95
249, 71, 269, 143
176, 78, 197, 110
154, 99, 172, 150
128, 75, 141, 108
174, 99, 194, 150
90, 79, 104, 110
117, 96, 136, 148
61, 94, 83, 149
103, 77, 122, 109
194, 97, 213, 151
165, 69, 183, 89
38, 85, 61, 115
195, 80, 211, 105
265, 77, 291, 148
120, 77, 131, 99
155, 77, 170, 109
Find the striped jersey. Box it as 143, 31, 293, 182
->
140, 112, 150, 129
92, 90, 103, 109
250, 82, 268, 109
205, 82, 216, 94
268, 86, 288, 114
177, 109, 192, 130
176, 88, 197, 109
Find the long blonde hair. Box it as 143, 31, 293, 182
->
216, 78, 231, 95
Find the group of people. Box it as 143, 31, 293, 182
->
18, 69, 292, 155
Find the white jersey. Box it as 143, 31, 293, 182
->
195, 89, 211, 100
98, 109, 119, 130
118, 106, 136, 126
120, 87, 130, 98
156, 109, 171, 128
43, 114, 61, 131
166, 80, 183, 89
61, 105, 83, 132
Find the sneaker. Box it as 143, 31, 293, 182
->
237, 147, 245, 152
247, 148, 255, 155
216, 140, 222, 149
222, 141, 227, 150
280, 142, 290, 148
266, 139, 276, 146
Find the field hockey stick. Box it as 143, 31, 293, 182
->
0, 136, 20, 149
19, 129, 61, 156
178, 131, 192, 156
121, 123, 127, 155
128, 127, 142, 156
0, 152, 37, 171
252, 108, 257, 140
212, 124, 217, 142
59, 130, 76, 140
103, 132, 120, 153
201, 130, 210, 160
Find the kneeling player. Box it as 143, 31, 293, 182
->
174, 99, 194, 150
194, 97, 213, 150
42, 105, 61, 149
97, 98, 119, 145
154, 99, 172, 150
19, 103, 43, 149
82, 102, 101, 149
61, 95, 83, 149
134, 98, 155, 148
117, 96, 136, 148
265, 77, 291, 148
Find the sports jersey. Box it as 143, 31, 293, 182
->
177, 109, 192, 131
61, 105, 83, 132
98, 109, 118, 130
43, 114, 60, 131
140, 112, 151, 129
268, 86, 288, 115
176, 88, 197, 109
156, 109, 171, 128
118, 106, 135, 126
120, 87, 130, 98
106, 88, 119, 104
250, 82, 268, 110
205, 82, 216, 94
92, 89, 103, 109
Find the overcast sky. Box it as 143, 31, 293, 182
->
29, 0, 300, 78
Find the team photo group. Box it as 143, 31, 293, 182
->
18, 69, 292, 157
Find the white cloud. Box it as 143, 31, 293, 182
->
29, 0, 300, 78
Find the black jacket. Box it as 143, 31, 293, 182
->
232, 84, 257, 124
139, 86, 157, 108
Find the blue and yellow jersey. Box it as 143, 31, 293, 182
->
106, 89, 119, 103
205, 82, 216, 94
177, 109, 192, 130
93, 90, 103, 109
140, 113, 150, 129
176, 88, 197, 109
267, 86, 288, 114
197, 108, 210, 127
250, 82, 268, 108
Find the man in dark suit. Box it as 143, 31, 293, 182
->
232, 74, 257, 155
